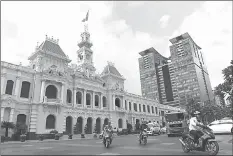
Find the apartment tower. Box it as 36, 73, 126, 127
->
138, 33, 214, 108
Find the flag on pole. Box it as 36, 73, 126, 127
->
82, 10, 89, 22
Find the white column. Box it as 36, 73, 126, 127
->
61, 83, 64, 103
73, 89, 77, 107
40, 80, 45, 102
1, 108, 5, 121
137, 103, 139, 112
145, 104, 148, 114
113, 94, 115, 110
1, 74, 6, 94
122, 96, 125, 109
100, 94, 103, 109
14, 77, 21, 98
93, 92, 95, 108
83, 90, 86, 108
9, 108, 15, 122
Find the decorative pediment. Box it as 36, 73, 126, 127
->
1, 95, 16, 108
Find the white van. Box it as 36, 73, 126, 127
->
147, 122, 161, 136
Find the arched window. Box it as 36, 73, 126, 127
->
95, 95, 99, 106
102, 96, 107, 107
152, 106, 154, 113
147, 105, 150, 113
5, 80, 14, 95
86, 93, 91, 105
139, 104, 141, 112
155, 107, 158, 114
125, 100, 127, 110
76, 92, 82, 104
129, 102, 131, 110
134, 103, 137, 111
115, 98, 120, 107
45, 85, 57, 99
143, 105, 146, 112
67, 89, 72, 103
20, 81, 31, 98
46, 115, 55, 129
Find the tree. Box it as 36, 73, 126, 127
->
1, 121, 15, 137
214, 60, 233, 115
93, 124, 97, 133
84, 124, 88, 134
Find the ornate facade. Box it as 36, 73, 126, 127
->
1, 24, 180, 139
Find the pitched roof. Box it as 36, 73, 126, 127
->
101, 63, 123, 78
39, 40, 66, 57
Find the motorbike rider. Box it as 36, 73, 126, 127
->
139, 121, 148, 140
103, 122, 113, 143
189, 111, 205, 147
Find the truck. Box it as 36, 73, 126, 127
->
165, 112, 188, 137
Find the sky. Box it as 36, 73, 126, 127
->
1, 1, 232, 95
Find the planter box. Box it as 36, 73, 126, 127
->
68, 134, 73, 139
1, 136, 5, 143
54, 135, 59, 140
20, 135, 26, 142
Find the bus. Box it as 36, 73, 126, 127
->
165, 112, 188, 137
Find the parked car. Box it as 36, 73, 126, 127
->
208, 119, 233, 134
147, 122, 161, 136
160, 127, 166, 134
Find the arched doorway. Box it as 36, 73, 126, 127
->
66, 116, 72, 134
103, 118, 109, 130
16, 114, 27, 125
135, 119, 140, 130
104, 118, 109, 125
46, 115, 56, 129
75, 117, 83, 134
96, 118, 101, 134
118, 119, 123, 128
87, 117, 92, 134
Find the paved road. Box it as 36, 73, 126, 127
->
1, 134, 232, 155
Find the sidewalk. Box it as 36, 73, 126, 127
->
1, 133, 126, 144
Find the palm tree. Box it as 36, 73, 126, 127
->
1, 121, 15, 137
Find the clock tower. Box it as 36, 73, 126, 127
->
77, 15, 96, 75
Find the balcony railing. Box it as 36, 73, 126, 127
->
44, 97, 61, 103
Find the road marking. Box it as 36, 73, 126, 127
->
22, 145, 33, 147
147, 138, 158, 140
38, 147, 53, 150
161, 143, 175, 145
96, 141, 103, 143
99, 153, 121, 155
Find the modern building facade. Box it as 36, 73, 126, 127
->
138, 32, 214, 108
1, 24, 180, 139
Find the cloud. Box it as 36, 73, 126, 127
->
1, 1, 161, 95
126, 2, 145, 7
159, 15, 170, 28
169, 1, 232, 88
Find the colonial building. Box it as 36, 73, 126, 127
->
1, 23, 180, 139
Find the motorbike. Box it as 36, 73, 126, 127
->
139, 129, 148, 145
179, 125, 219, 155
99, 131, 103, 139
103, 129, 112, 148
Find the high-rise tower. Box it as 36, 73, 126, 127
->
169, 33, 214, 107
138, 33, 214, 108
